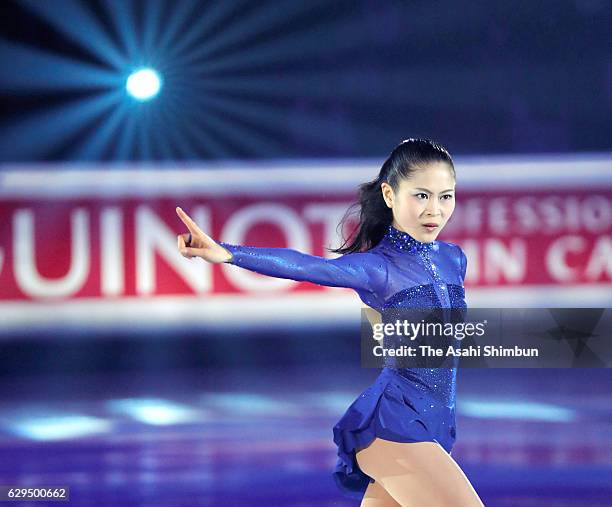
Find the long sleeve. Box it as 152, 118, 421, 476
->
218, 241, 388, 294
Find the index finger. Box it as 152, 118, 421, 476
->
175, 207, 203, 235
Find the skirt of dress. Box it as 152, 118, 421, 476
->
332, 367, 457, 499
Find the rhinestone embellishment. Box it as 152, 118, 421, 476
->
385, 224, 435, 254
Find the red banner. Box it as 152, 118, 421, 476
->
0, 158, 610, 328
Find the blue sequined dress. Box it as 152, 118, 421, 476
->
219, 224, 468, 499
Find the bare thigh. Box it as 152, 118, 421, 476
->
356, 437, 484, 507
360, 479, 401, 507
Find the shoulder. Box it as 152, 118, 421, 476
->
338, 248, 388, 272
436, 240, 467, 280
437, 240, 465, 257
337, 247, 389, 286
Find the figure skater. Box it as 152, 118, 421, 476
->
175, 138, 484, 506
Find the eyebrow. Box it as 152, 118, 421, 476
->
413, 187, 455, 193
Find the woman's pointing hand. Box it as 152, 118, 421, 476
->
175, 206, 232, 263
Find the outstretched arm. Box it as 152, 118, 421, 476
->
219, 241, 387, 293
175, 205, 387, 294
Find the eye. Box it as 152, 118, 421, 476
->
441, 194, 454, 200
415, 193, 428, 199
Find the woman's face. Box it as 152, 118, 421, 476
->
381, 161, 456, 243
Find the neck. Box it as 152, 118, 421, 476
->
385, 223, 434, 254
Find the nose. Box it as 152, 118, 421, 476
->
425, 197, 441, 216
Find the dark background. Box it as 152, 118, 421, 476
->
1, 0, 611, 161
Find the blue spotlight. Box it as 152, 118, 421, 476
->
125, 68, 162, 101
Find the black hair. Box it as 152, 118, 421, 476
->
329, 138, 455, 255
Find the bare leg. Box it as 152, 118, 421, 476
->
360, 479, 401, 507
356, 438, 484, 507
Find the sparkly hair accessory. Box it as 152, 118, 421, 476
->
385, 224, 434, 254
